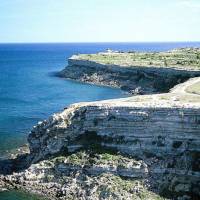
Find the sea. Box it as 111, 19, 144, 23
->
0, 42, 200, 200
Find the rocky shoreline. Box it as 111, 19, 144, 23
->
0, 48, 200, 200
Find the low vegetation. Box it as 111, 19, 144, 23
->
77, 47, 200, 69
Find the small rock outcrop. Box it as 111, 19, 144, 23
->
3, 151, 165, 200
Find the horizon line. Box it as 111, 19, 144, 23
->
0, 41, 200, 44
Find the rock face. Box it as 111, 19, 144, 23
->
29, 97, 200, 163
59, 55, 200, 94
27, 77, 200, 199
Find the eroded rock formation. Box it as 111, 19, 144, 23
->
27, 77, 200, 199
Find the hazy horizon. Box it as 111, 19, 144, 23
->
0, 41, 200, 44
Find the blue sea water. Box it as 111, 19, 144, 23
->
0, 42, 200, 200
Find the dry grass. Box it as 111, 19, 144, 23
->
77, 48, 200, 70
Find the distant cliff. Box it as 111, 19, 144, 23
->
59, 48, 200, 94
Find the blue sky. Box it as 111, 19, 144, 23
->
0, 0, 200, 43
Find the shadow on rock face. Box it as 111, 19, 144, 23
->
0, 153, 32, 175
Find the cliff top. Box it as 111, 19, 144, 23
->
73, 47, 200, 70
73, 77, 200, 108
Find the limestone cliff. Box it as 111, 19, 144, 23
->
27, 77, 200, 199
23, 49, 200, 199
